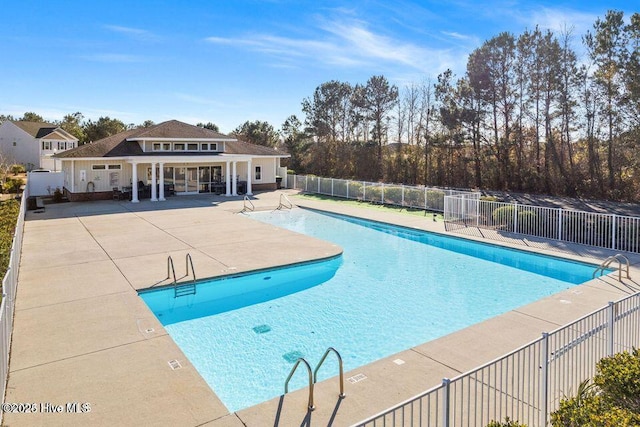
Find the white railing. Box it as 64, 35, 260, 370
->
354, 292, 640, 427
287, 175, 479, 213
0, 189, 27, 423
444, 196, 640, 254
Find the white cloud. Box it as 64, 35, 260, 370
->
104, 25, 160, 42
528, 7, 599, 35
205, 17, 456, 76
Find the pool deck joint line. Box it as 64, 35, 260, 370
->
6, 190, 640, 426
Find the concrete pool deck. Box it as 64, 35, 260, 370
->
5, 191, 640, 426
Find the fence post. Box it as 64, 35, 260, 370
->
442, 377, 451, 427
558, 209, 563, 241
363, 181, 366, 201
513, 202, 518, 234
346, 180, 349, 199
381, 184, 385, 205
611, 215, 616, 250
317, 177, 321, 194
305, 175, 308, 192
607, 301, 615, 356
540, 332, 549, 427
424, 187, 428, 210
401, 185, 405, 207
331, 178, 334, 197
476, 199, 480, 227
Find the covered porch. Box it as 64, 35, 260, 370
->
127, 157, 254, 203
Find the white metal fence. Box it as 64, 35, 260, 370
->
287, 175, 479, 213
354, 292, 640, 427
444, 196, 640, 254
0, 189, 27, 423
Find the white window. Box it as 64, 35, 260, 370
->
174, 143, 185, 151
163, 143, 170, 150
42, 141, 51, 150
107, 164, 122, 170
153, 143, 162, 151
91, 164, 106, 170
255, 166, 262, 180
187, 143, 198, 151
200, 143, 210, 151
210, 143, 218, 151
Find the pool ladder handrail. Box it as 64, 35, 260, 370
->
276, 193, 294, 210
593, 253, 631, 282
169, 253, 197, 298
240, 195, 255, 213
166, 255, 177, 284
284, 347, 345, 412
284, 358, 315, 411
313, 346, 346, 398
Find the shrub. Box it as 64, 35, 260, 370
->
10, 164, 25, 175
426, 189, 445, 209
0, 199, 20, 277
492, 205, 514, 226
486, 417, 527, 427
551, 349, 640, 427
53, 188, 63, 203
3, 176, 23, 194
594, 348, 640, 413
383, 186, 403, 204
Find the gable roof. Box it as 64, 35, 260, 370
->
55, 120, 287, 158
11, 121, 77, 140
127, 120, 232, 140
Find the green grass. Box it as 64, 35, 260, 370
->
292, 193, 444, 221
0, 199, 20, 281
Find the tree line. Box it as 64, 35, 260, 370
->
287, 10, 640, 202
2, 10, 638, 201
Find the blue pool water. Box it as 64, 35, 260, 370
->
140, 208, 598, 412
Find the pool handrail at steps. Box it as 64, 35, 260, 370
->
285, 358, 315, 411
593, 253, 631, 282
276, 193, 294, 210
173, 253, 197, 298
240, 195, 255, 213
166, 255, 177, 284
313, 347, 346, 398
284, 347, 346, 412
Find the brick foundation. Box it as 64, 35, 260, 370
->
64, 188, 114, 202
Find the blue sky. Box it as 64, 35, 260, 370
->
1, 0, 634, 133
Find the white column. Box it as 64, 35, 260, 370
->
70, 160, 75, 193
158, 163, 165, 201
225, 161, 231, 196
246, 159, 253, 195
232, 161, 238, 196
131, 163, 139, 203
150, 162, 158, 201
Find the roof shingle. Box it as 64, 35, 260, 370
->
55, 120, 287, 158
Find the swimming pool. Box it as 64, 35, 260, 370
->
140, 208, 598, 412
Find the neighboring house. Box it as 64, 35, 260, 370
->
0, 121, 78, 171
54, 120, 289, 202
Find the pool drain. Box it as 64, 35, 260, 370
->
252, 324, 271, 334
283, 351, 304, 363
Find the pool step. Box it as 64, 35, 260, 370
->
174, 282, 196, 298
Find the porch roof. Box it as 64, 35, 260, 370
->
55, 120, 289, 159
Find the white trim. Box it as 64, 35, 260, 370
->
127, 137, 236, 142
91, 164, 107, 170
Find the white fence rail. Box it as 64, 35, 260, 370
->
444, 196, 640, 254
354, 292, 640, 427
0, 190, 27, 423
287, 175, 479, 213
